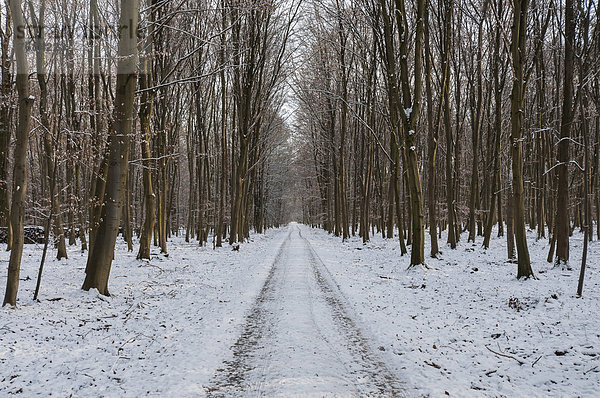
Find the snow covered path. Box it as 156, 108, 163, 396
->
207, 225, 403, 397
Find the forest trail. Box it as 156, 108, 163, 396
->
206, 224, 404, 397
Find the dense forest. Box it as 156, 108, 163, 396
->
0, 0, 598, 306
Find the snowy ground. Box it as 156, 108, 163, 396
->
207, 226, 402, 396
306, 225, 600, 397
0, 229, 288, 397
1, 223, 599, 397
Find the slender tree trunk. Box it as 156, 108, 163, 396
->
483, 4, 504, 248
555, 0, 575, 265
138, 135, 154, 258
535, 31, 546, 240
216, 1, 227, 247
336, 9, 350, 240
66, 15, 79, 248
0, 6, 12, 251
87, 0, 104, 251
577, 90, 591, 295
595, 116, 600, 240
438, 0, 456, 249
76, 159, 87, 251
137, 0, 156, 260
123, 159, 134, 252
158, 121, 168, 253
506, 185, 515, 259
510, 0, 534, 278
468, 2, 488, 243
386, 171, 394, 239
393, 144, 407, 254
424, 0, 439, 257
3, 0, 33, 306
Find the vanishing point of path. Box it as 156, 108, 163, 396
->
206, 225, 404, 397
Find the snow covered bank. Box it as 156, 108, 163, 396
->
304, 225, 600, 397
0, 228, 289, 397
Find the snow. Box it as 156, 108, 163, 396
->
208, 226, 402, 395
0, 230, 287, 396
1, 224, 598, 396
305, 225, 600, 397
404, 107, 412, 119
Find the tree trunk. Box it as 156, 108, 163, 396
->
555, 0, 575, 265
443, 0, 456, 249
483, 4, 504, 249
510, 0, 534, 279
468, 2, 488, 243
337, 11, 350, 241
87, 0, 105, 251
216, 1, 227, 247
506, 185, 515, 259
535, 28, 546, 240
83, 0, 139, 295
392, 0, 426, 265
0, 5, 12, 251
3, 0, 33, 306
137, 11, 155, 259
424, 0, 439, 257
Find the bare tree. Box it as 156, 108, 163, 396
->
0, 2, 11, 251
3, 0, 33, 306
510, 0, 534, 279
82, 0, 140, 295
554, 0, 576, 266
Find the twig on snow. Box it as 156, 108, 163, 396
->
485, 345, 525, 365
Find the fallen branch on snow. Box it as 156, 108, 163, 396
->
485, 345, 525, 365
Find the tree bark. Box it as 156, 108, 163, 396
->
424, 0, 439, 257
83, 0, 139, 295
442, 0, 456, 249
3, 0, 33, 306
137, 0, 156, 260
216, 0, 227, 247
379, 0, 426, 262
510, 0, 534, 278
555, 0, 575, 265
468, 1, 488, 243
0, 5, 12, 251
483, 1, 505, 249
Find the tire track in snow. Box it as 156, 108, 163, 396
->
206, 225, 404, 397
299, 226, 404, 396
206, 228, 292, 396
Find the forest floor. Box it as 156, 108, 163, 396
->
1, 223, 599, 397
